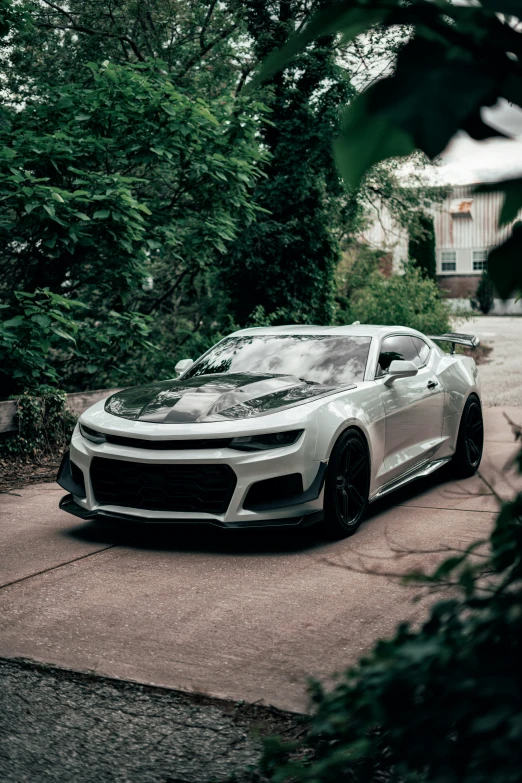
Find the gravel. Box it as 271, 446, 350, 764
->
0, 658, 300, 783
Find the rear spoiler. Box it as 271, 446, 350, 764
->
428, 332, 480, 354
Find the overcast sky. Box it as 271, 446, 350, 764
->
432, 99, 522, 185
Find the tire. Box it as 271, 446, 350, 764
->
321, 428, 370, 539
453, 394, 484, 478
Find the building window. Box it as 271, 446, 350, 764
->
472, 249, 488, 271
441, 250, 457, 272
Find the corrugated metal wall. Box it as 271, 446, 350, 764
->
431, 186, 516, 250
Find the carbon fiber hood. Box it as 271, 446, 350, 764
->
104, 373, 346, 423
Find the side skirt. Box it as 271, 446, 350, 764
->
369, 457, 452, 502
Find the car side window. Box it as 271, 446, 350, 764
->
376, 335, 419, 377
411, 336, 430, 367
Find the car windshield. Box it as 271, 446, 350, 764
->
184, 334, 372, 385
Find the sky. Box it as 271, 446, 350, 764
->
432, 99, 522, 185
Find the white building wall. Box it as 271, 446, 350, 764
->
431, 186, 522, 276
357, 200, 409, 273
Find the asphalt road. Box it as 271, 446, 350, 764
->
1, 405, 520, 713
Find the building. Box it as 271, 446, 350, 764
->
432, 185, 517, 298
358, 185, 521, 303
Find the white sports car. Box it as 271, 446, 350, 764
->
58, 325, 483, 538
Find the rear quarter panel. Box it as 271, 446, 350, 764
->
433, 349, 480, 453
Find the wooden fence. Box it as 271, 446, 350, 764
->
0, 389, 121, 434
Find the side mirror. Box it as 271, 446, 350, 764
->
384, 360, 418, 386
175, 358, 194, 377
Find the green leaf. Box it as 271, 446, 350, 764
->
30, 314, 52, 328
75, 212, 91, 221
51, 192, 65, 203
43, 205, 55, 218
333, 93, 415, 189
24, 203, 38, 214
487, 222, 522, 298
2, 316, 24, 328
93, 209, 111, 219
255, 5, 384, 85
480, 0, 522, 16
137, 204, 152, 215
367, 38, 499, 159
476, 178, 522, 225
51, 327, 76, 343
432, 555, 466, 581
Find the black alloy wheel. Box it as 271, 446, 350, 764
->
323, 429, 370, 538
453, 394, 484, 478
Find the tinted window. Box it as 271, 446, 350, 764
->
377, 335, 419, 376
184, 335, 372, 385
412, 337, 430, 367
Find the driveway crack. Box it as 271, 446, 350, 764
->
0, 546, 117, 591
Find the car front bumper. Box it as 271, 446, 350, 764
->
58, 423, 326, 529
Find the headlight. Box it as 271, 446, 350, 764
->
80, 422, 106, 444
229, 430, 303, 452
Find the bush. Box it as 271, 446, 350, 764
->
262, 456, 522, 783
409, 212, 437, 280
0, 387, 76, 462
472, 270, 495, 315
0, 288, 156, 398
337, 261, 451, 335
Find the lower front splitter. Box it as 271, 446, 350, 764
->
59, 494, 323, 530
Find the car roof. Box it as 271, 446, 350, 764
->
230, 324, 426, 339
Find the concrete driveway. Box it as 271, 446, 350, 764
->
456, 315, 522, 406
1, 405, 520, 713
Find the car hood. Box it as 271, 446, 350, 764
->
104, 373, 350, 423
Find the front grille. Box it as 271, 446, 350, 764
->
105, 434, 232, 450
90, 457, 236, 514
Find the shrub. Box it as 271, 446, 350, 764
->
472, 270, 495, 315
409, 212, 437, 280
0, 387, 76, 462
337, 262, 451, 335
262, 457, 522, 783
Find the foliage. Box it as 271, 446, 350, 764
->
263, 514, 522, 783
0, 56, 266, 394
261, 429, 522, 783
0, 289, 156, 397
221, 0, 354, 326
258, 0, 522, 301
336, 257, 451, 335
259, 11, 522, 778
2, 0, 247, 99
472, 270, 495, 315
408, 212, 436, 281
0, 387, 76, 461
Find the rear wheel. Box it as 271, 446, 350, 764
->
453, 394, 484, 478
322, 429, 370, 539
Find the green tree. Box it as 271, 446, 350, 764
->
0, 56, 265, 395
222, 0, 354, 326
472, 269, 495, 315
408, 211, 436, 281
257, 0, 522, 300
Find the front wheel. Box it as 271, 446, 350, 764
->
322, 429, 370, 539
453, 394, 484, 478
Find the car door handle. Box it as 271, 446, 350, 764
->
427, 380, 438, 389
